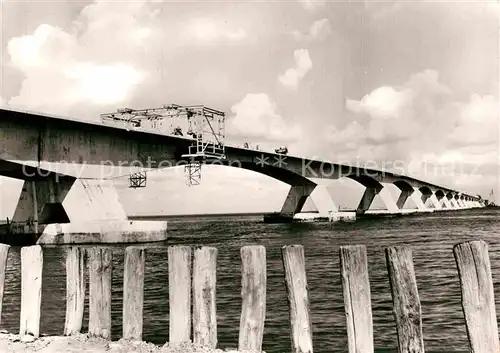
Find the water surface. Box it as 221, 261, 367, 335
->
1, 208, 499, 353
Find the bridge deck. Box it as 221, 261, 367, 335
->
0, 107, 474, 199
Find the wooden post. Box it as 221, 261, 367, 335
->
123, 247, 146, 341
239, 245, 266, 352
340, 245, 373, 353
0, 244, 10, 326
64, 247, 86, 336
454, 240, 500, 353
20, 245, 43, 342
385, 246, 424, 353
168, 246, 192, 345
88, 247, 112, 340
282, 245, 313, 353
192, 246, 217, 348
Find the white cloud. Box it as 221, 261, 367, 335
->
5, 1, 156, 116
327, 69, 499, 196
298, 0, 326, 11
278, 49, 312, 89
227, 93, 303, 143
346, 86, 414, 120
188, 18, 246, 42
292, 18, 331, 41
451, 94, 499, 145
64, 63, 143, 104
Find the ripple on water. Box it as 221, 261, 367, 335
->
0, 208, 499, 353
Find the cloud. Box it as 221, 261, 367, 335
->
298, 0, 326, 11
6, 2, 155, 117
325, 69, 499, 196
227, 93, 303, 143
292, 18, 331, 41
450, 94, 499, 145
278, 49, 312, 89
187, 18, 246, 42
346, 86, 414, 120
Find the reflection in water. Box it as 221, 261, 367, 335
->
1, 209, 499, 353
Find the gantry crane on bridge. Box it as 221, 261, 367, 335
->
100, 104, 226, 186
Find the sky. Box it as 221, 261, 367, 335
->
0, 0, 499, 216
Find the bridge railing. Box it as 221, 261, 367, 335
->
0, 240, 498, 352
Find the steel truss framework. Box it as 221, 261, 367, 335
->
129, 171, 147, 188
101, 104, 226, 186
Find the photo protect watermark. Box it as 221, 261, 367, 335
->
19, 154, 485, 182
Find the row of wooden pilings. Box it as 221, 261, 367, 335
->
0, 240, 498, 353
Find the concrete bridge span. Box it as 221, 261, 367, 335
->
0, 107, 485, 234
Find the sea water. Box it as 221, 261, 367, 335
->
1, 208, 499, 353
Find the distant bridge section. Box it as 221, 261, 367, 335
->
0, 108, 485, 232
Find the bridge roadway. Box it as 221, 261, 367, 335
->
0, 107, 484, 233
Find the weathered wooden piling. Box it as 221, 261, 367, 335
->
64, 247, 86, 336
239, 245, 266, 352
385, 246, 424, 353
193, 246, 218, 348
88, 247, 112, 340
340, 245, 373, 353
20, 245, 43, 342
123, 247, 146, 341
168, 245, 192, 345
453, 240, 500, 353
282, 245, 313, 353
0, 244, 10, 326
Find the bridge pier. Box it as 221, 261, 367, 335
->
429, 193, 443, 210
357, 183, 399, 215
441, 196, 453, 210
11, 176, 74, 235
450, 198, 460, 209
11, 178, 128, 231
264, 184, 353, 222
264, 184, 316, 222
395, 187, 428, 212
281, 184, 317, 218
7, 176, 167, 244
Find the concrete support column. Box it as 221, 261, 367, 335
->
410, 188, 427, 211
357, 184, 398, 214
396, 189, 412, 209
450, 198, 459, 209
11, 177, 128, 235
309, 185, 338, 217
64, 179, 128, 221
442, 197, 453, 210
12, 176, 75, 234
280, 184, 317, 217
357, 187, 378, 214
378, 184, 399, 213
429, 194, 443, 210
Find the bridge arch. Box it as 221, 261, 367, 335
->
233, 161, 316, 187
435, 189, 445, 199
345, 174, 383, 189
419, 186, 433, 196
393, 180, 414, 193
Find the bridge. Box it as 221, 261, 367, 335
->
0, 107, 485, 239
